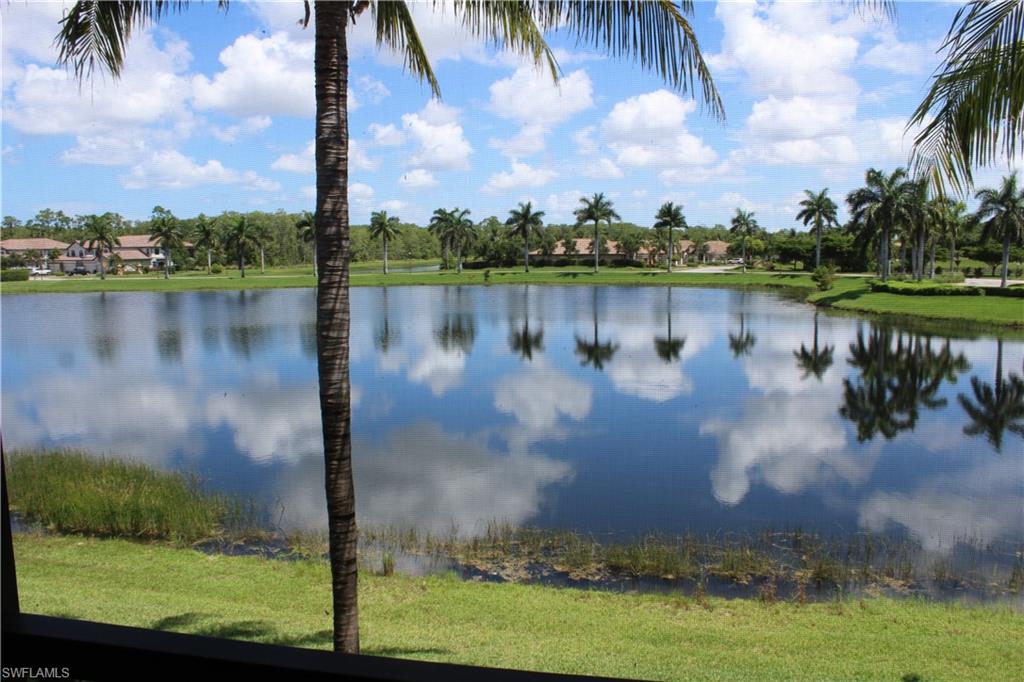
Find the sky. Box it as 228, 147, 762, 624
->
2, 0, 1015, 230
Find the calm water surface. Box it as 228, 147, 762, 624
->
3, 286, 1022, 554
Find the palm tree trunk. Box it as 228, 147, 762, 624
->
524, 236, 529, 273
929, 239, 936, 279
240, 252, 246, 278
99, 254, 105, 280
313, 242, 319, 279
260, 247, 266, 274
593, 221, 599, 273
741, 239, 747, 274
1001, 235, 1010, 288
207, 248, 212, 274
383, 238, 389, 275
457, 242, 463, 273
880, 228, 890, 281
314, 0, 359, 655
164, 249, 170, 279
667, 225, 673, 273
815, 220, 822, 269
950, 234, 956, 273
443, 238, 450, 270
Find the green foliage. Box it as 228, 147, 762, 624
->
1, 268, 30, 281
6, 450, 233, 542
210, 263, 224, 274
811, 265, 838, 291
869, 280, 985, 296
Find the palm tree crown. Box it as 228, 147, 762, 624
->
796, 189, 838, 269
506, 201, 546, 273
82, 214, 121, 280
149, 206, 185, 279
728, 208, 758, 273
974, 171, 1024, 287
575, 192, 620, 273
224, 215, 257, 278
653, 201, 687, 272
192, 214, 218, 274
846, 167, 919, 281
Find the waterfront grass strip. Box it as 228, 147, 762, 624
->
14, 534, 1024, 682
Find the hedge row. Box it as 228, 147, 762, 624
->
869, 280, 1024, 298
1, 269, 30, 282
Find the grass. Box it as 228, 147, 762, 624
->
3, 265, 1020, 328
13, 533, 1023, 681
5, 450, 252, 543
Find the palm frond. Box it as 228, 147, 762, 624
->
375, 1, 441, 97
534, 0, 724, 120
56, 1, 226, 80
454, 0, 559, 81
908, 0, 1024, 196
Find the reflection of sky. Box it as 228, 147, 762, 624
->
2, 287, 1022, 550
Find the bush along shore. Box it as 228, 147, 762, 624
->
7, 450, 1022, 602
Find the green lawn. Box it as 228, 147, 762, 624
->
3, 266, 1021, 328
13, 534, 1022, 682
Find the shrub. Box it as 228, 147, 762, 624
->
972, 267, 985, 277
811, 265, 837, 291
1, 269, 30, 282
210, 263, 224, 274
984, 286, 1024, 298
933, 272, 966, 284
869, 280, 984, 296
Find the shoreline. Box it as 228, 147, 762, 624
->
3, 267, 1022, 331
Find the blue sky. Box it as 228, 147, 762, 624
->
1, 1, 1005, 229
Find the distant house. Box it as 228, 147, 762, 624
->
51, 235, 193, 274
0, 238, 71, 266
531, 237, 698, 267
700, 240, 731, 263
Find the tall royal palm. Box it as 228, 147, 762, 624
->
149, 205, 185, 280
506, 201, 545, 273
974, 172, 1024, 288
450, 208, 475, 274
846, 168, 918, 282
428, 208, 454, 271
192, 213, 218, 275
729, 208, 758, 274
82, 214, 120, 281
369, 210, 402, 274
56, 0, 722, 654
795, 189, 838, 270
225, 215, 257, 279
575, 192, 620, 273
296, 210, 317, 279
653, 201, 686, 273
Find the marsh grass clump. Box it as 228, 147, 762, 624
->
6, 450, 233, 543
604, 535, 698, 580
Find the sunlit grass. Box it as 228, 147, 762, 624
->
14, 534, 1024, 681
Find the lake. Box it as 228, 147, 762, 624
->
3, 286, 1022, 557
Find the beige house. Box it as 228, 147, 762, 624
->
0, 238, 71, 266
700, 240, 731, 263
531, 237, 699, 267
51, 235, 190, 274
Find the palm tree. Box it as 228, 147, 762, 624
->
506, 201, 545, 273
575, 288, 618, 371
728, 312, 756, 358
793, 311, 834, 380
225, 215, 257, 279
796, 189, 838, 269
653, 202, 687, 273
654, 288, 685, 362
934, 198, 968, 273
81, 214, 120, 281
908, 0, 1024, 195
729, 208, 758, 273
192, 213, 218, 275
55, 0, 723, 655
958, 339, 1024, 452
428, 208, 454, 271
974, 172, 1024, 288
449, 208, 475, 274
846, 168, 918, 282
574, 193, 620, 273
252, 220, 271, 274
149, 205, 184, 279
296, 210, 317, 279
369, 210, 402, 274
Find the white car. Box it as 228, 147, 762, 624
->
30, 267, 52, 276
727, 258, 744, 265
